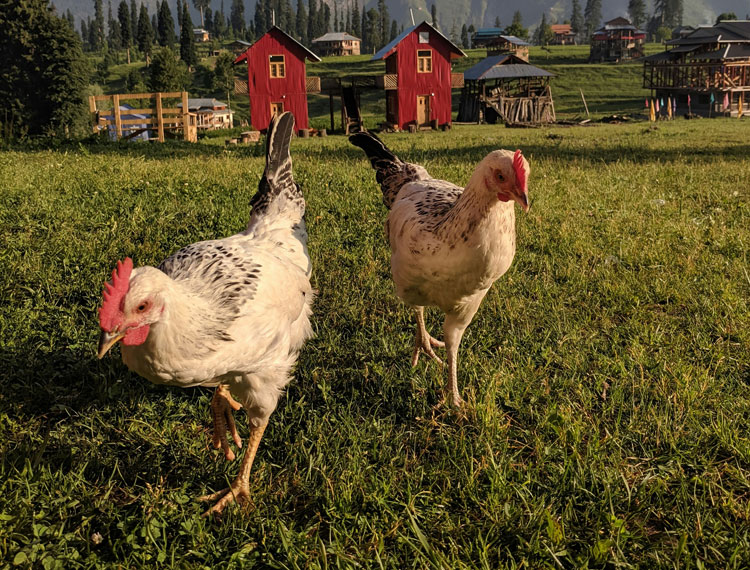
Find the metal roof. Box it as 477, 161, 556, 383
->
493, 35, 531, 46
372, 21, 466, 61
697, 44, 750, 60
312, 32, 361, 43
667, 21, 750, 45
234, 26, 321, 64
463, 55, 554, 81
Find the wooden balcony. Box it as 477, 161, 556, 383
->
377, 74, 398, 90
643, 61, 750, 92
234, 78, 248, 94
306, 76, 321, 93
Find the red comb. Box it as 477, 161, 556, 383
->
99, 257, 133, 331
513, 149, 527, 192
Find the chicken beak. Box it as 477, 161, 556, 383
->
98, 330, 125, 359
515, 191, 530, 212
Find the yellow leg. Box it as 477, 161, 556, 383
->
200, 421, 267, 517
411, 306, 445, 367
210, 384, 243, 461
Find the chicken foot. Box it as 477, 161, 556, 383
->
210, 384, 243, 461
200, 421, 267, 517
443, 314, 469, 407
411, 306, 445, 367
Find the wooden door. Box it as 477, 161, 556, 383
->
270, 101, 284, 118
416, 95, 430, 127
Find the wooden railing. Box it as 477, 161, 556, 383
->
451, 73, 464, 88
89, 92, 197, 142
234, 78, 249, 94
643, 61, 750, 91
377, 74, 398, 89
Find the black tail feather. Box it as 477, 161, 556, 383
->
349, 131, 428, 209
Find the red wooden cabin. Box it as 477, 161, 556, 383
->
373, 21, 465, 131
234, 26, 321, 132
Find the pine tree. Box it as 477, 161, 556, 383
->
180, 0, 197, 67
430, 3, 437, 27
295, 0, 307, 43
1, 0, 89, 137
255, 0, 267, 34
351, 0, 360, 37
130, 0, 138, 41
460, 23, 468, 48
505, 11, 528, 39
204, 7, 213, 33
138, 3, 154, 57
363, 7, 379, 52
80, 18, 90, 50
308, 0, 317, 40
213, 51, 235, 105
377, 0, 388, 47
583, 0, 602, 41
571, 0, 584, 43
389, 18, 397, 42
158, 0, 177, 46
118, 0, 132, 61
333, 1, 339, 32
467, 23, 475, 47
345, 4, 351, 34
494, 16, 500, 28
149, 46, 187, 90
151, 12, 158, 39
627, 0, 646, 29
281, 0, 294, 31
534, 12, 553, 45
109, 2, 122, 50
93, 0, 106, 50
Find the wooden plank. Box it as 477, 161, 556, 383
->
182, 91, 190, 141
113, 94, 122, 140
155, 92, 164, 143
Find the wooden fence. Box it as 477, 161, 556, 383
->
89, 91, 197, 142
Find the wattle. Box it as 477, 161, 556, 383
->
123, 324, 150, 346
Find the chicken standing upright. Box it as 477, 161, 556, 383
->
97, 113, 313, 516
350, 132, 530, 406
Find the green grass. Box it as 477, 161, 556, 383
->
1, 119, 749, 568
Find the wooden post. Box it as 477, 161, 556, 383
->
579, 89, 590, 118
329, 93, 335, 133
113, 94, 122, 140
181, 91, 190, 141
88, 96, 98, 134
155, 93, 164, 143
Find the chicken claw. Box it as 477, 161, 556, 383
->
200, 422, 267, 517
210, 385, 243, 461
411, 306, 444, 367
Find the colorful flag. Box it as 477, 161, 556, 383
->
710, 93, 715, 104
687, 94, 691, 106
655, 99, 660, 112
723, 92, 730, 110
645, 99, 649, 108
739, 95, 744, 118
673, 98, 677, 114
668, 97, 673, 119
650, 100, 656, 121
660, 98, 665, 108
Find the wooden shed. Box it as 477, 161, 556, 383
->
233, 26, 321, 132
643, 20, 750, 117
457, 54, 555, 125
589, 17, 645, 62
372, 21, 465, 131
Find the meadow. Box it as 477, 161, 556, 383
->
1, 117, 749, 568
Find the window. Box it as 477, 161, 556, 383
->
417, 50, 432, 73
270, 101, 284, 117
419, 32, 429, 43
269, 54, 285, 78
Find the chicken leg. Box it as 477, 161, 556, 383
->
210, 384, 243, 461
443, 313, 470, 407
200, 420, 267, 517
411, 306, 445, 367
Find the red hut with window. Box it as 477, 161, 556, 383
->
373, 21, 465, 131
234, 26, 321, 132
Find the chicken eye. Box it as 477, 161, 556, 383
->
497, 172, 505, 182
137, 302, 148, 313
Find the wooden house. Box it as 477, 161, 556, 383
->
472, 28, 504, 48
486, 35, 531, 61
643, 20, 750, 117
589, 17, 645, 62
193, 28, 210, 42
457, 54, 555, 124
312, 32, 361, 56
233, 26, 321, 132
550, 24, 576, 45
178, 98, 233, 131
230, 40, 252, 55
372, 21, 465, 131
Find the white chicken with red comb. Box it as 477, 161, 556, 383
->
98, 113, 313, 516
350, 132, 530, 407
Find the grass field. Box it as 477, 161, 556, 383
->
1, 118, 749, 568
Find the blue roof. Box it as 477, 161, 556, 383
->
372, 21, 466, 61
463, 55, 554, 81
473, 27, 504, 38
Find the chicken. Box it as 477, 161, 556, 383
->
349, 132, 530, 407
97, 112, 313, 516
